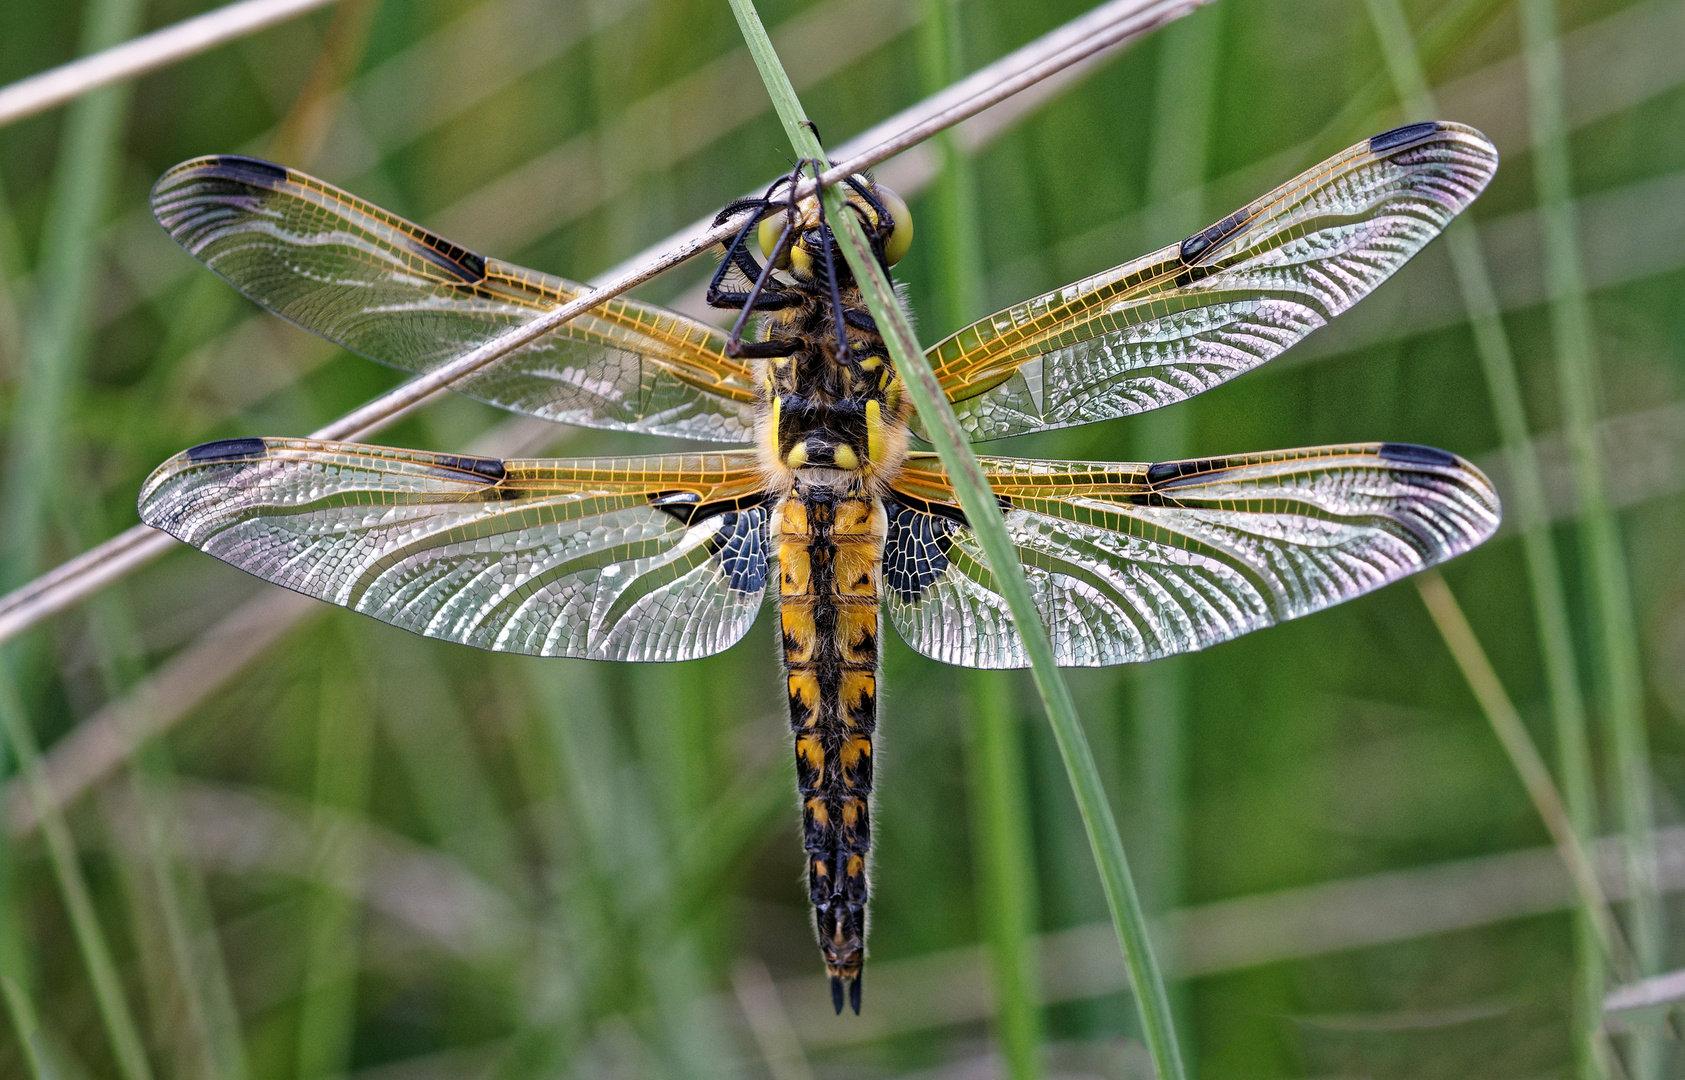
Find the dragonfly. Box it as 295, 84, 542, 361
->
138, 120, 1502, 1014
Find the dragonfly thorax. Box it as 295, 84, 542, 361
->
755, 292, 911, 492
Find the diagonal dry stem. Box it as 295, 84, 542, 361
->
0, 0, 343, 129
0, 0, 1203, 647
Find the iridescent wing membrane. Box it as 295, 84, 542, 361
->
142, 121, 1501, 665
139, 438, 771, 661
151, 156, 758, 442
921, 121, 1498, 441
884, 444, 1500, 668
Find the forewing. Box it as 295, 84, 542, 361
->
138, 438, 772, 661
884, 444, 1499, 668
151, 156, 757, 442
923, 122, 1498, 441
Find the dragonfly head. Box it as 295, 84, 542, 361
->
759, 175, 912, 281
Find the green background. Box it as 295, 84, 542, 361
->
0, 0, 1681, 1075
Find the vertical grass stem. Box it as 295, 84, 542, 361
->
0, 668, 154, 1080
725, 2, 1187, 1074
1517, 4, 1663, 1076
1360, 1, 1609, 1070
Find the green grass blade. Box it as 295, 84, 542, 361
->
1136, 9, 1221, 1069
0, 667, 154, 1080
295, 629, 376, 1080
915, 3, 1044, 1074
0, 0, 144, 585
1518, 2, 1663, 1076
724, 3, 1187, 1074
965, 673, 1045, 1080
1360, 1, 1610, 1070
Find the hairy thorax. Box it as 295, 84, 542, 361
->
754, 286, 912, 497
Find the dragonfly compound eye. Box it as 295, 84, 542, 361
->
758, 210, 795, 270
873, 183, 912, 266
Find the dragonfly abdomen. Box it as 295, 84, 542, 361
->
775, 485, 884, 1015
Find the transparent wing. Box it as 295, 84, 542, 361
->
923, 122, 1498, 442
151, 156, 758, 442
883, 443, 1499, 668
138, 438, 772, 661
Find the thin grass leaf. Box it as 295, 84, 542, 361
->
78, 569, 249, 1080
1518, 3, 1664, 1077
723, 2, 1188, 1074
0, 975, 53, 1080
1133, 9, 1221, 1065
0, 668, 154, 1080
916, 3, 1044, 1074
0, 0, 343, 129
294, 628, 376, 1080
964, 673, 1045, 1080
1360, 2, 1608, 1072
0, 0, 1201, 650
1, 0, 144, 585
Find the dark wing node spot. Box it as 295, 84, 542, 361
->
1148, 457, 1229, 488
1180, 206, 1254, 264
883, 501, 955, 602
203, 155, 290, 185
1369, 121, 1442, 153
187, 437, 268, 461
707, 509, 769, 593
432, 454, 506, 481
1378, 442, 1457, 468
419, 236, 486, 283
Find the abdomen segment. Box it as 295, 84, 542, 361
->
775, 488, 884, 1014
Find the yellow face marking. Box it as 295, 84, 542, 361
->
832, 444, 860, 471
865, 399, 883, 465
763, 396, 783, 466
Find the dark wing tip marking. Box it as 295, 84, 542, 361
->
1179, 205, 1255, 264
1378, 441, 1459, 468
186, 437, 268, 461
1369, 121, 1444, 153
199, 154, 291, 184
431, 454, 506, 480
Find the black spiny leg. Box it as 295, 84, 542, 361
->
729, 338, 801, 360
807, 161, 853, 363
723, 214, 796, 357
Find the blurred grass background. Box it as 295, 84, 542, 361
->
2, 0, 1685, 1076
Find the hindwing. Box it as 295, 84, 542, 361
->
884, 444, 1499, 668
138, 439, 771, 661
